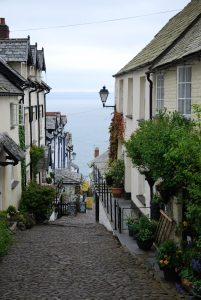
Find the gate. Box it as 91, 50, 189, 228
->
53, 200, 77, 218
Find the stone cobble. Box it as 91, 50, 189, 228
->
0, 210, 183, 300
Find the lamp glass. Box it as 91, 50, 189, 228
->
99, 86, 109, 104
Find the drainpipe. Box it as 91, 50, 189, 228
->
29, 86, 37, 180
146, 72, 153, 120
37, 87, 44, 147
44, 90, 50, 146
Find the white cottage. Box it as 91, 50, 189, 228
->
113, 0, 201, 217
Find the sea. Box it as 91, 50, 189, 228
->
46, 92, 114, 178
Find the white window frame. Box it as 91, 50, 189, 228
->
177, 66, 192, 117
10, 103, 18, 128
156, 73, 164, 111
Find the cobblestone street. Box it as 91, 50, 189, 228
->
0, 209, 182, 300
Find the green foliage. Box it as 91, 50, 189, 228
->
0, 219, 13, 256
19, 181, 55, 222
30, 145, 44, 180
135, 216, 158, 242
109, 112, 125, 161
19, 125, 26, 190
125, 111, 201, 204
6, 205, 17, 217
105, 159, 124, 187
46, 177, 52, 184
156, 240, 182, 269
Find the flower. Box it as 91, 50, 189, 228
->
156, 240, 183, 269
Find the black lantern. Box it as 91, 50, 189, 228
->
99, 86, 116, 110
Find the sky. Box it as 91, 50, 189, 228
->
1, 0, 190, 94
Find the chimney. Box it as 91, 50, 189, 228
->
0, 18, 9, 39
94, 147, 99, 158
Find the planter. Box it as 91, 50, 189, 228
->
111, 187, 124, 198
136, 238, 153, 251
127, 224, 134, 237
181, 278, 192, 292
163, 267, 180, 282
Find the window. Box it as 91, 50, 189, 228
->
139, 76, 145, 119
10, 103, 18, 128
156, 73, 164, 111
127, 78, 133, 117
10, 103, 24, 128
178, 66, 192, 116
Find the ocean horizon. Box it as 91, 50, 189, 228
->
46, 91, 114, 177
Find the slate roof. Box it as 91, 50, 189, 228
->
0, 38, 32, 63
114, 0, 201, 76
0, 72, 23, 96
152, 16, 201, 69
46, 115, 57, 130
31, 44, 37, 66
0, 57, 28, 85
37, 49, 46, 71
55, 168, 82, 184
88, 150, 109, 176
61, 115, 67, 125
0, 132, 25, 162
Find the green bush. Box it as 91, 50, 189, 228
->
19, 181, 55, 222
6, 205, 17, 217
0, 219, 13, 256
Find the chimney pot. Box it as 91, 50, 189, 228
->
0, 18, 5, 25
94, 147, 99, 158
0, 18, 9, 39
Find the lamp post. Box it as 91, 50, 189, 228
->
99, 86, 116, 111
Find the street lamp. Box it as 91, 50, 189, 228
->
99, 86, 116, 111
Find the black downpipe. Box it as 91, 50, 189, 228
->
29, 87, 37, 180
44, 90, 50, 146
146, 72, 153, 120
37, 88, 44, 147
146, 72, 160, 220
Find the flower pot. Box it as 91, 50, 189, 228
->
111, 187, 123, 198
163, 267, 180, 282
136, 238, 153, 250
127, 224, 134, 237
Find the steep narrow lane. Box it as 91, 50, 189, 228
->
0, 211, 182, 300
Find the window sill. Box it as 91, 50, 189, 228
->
126, 115, 133, 119
11, 180, 19, 190
136, 194, 146, 206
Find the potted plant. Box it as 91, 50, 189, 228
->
108, 159, 124, 198
135, 216, 157, 250
156, 240, 182, 282
126, 213, 139, 237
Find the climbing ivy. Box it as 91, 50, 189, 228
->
30, 145, 44, 180
19, 124, 26, 191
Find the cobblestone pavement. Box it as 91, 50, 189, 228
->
0, 209, 183, 300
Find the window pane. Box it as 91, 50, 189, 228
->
186, 99, 191, 114
178, 99, 184, 114
178, 83, 185, 98
186, 67, 192, 82
186, 83, 191, 98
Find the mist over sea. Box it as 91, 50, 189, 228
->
46, 92, 113, 177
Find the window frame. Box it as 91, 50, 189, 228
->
177, 65, 192, 117
156, 73, 164, 111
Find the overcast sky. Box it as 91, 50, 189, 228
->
1, 0, 190, 93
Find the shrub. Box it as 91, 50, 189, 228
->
19, 181, 55, 222
6, 205, 17, 217
0, 219, 13, 256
